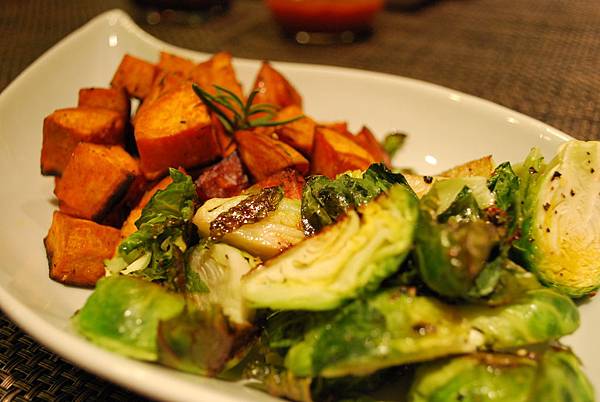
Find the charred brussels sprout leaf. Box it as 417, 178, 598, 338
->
301, 163, 412, 235
415, 184, 503, 300
437, 186, 483, 223
194, 194, 304, 259
487, 162, 520, 230
242, 184, 419, 311
105, 169, 198, 289
515, 141, 600, 297
185, 242, 258, 325
408, 348, 594, 402
409, 353, 536, 402
282, 288, 578, 378
284, 288, 482, 377
72, 276, 185, 361
463, 288, 579, 349
209, 186, 283, 240
415, 176, 536, 304
157, 242, 258, 375
157, 306, 244, 376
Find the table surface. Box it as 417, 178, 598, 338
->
1, 0, 599, 400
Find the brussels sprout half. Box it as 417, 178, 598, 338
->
72, 276, 185, 361
408, 348, 594, 402
242, 184, 419, 311
281, 287, 578, 378
516, 141, 600, 297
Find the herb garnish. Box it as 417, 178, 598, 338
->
192, 83, 303, 134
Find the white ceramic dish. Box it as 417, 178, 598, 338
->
0, 9, 596, 401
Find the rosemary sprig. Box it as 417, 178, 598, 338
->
192, 83, 304, 134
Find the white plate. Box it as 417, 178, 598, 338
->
0, 9, 596, 401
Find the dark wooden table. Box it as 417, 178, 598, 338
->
1, 0, 599, 400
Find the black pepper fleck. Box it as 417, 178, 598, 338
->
551, 171, 562, 180
570, 189, 575, 196
591, 168, 595, 174
529, 167, 538, 174
546, 228, 550, 233
423, 176, 433, 184
543, 203, 551, 211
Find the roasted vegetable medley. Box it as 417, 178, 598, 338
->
40, 51, 597, 401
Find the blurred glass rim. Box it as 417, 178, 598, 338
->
265, 0, 385, 33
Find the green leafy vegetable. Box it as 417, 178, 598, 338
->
283, 287, 482, 377
192, 84, 303, 134
282, 287, 578, 378
242, 184, 419, 311
382, 131, 407, 159
415, 183, 502, 301
464, 288, 579, 349
301, 163, 412, 235
72, 276, 185, 361
514, 141, 600, 297
156, 242, 259, 375
185, 242, 258, 325
415, 175, 536, 305
106, 169, 198, 289
408, 347, 594, 402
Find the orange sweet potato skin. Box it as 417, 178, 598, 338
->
157, 51, 195, 76
235, 130, 309, 181
44, 211, 121, 287
273, 105, 315, 156
110, 54, 158, 99
40, 107, 125, 176
78, 87, 130, 118
252, 62, 302, 109
353, 126, 390, 166
134, 86, 220, 180
55, 143, 140, 225
189, 52, 244, 99
251, 169, 305, 200
311, 127, 376, 178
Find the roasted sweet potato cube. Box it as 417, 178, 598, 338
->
189, 52, 244, 99
133, 74, 189, 125
354, 126, 391, 166
55, 143, 140, 224
311, 127, 376, 178
134, 86, 220, 179
252, 61, 302, 109
78, 87, 130, 118
235, 130, 309, 181
440, 155, 494, 178
44, 211, 121, 287
319, 121, 352, 138
212, 113, 236, 157
158, 51, 195, 76
273, 105, 315, 156
111, 54, 158, 99
195, 152, 249, 201
40, 107, 125, 176
250, 169, 305, 200
121, 174, 174, 238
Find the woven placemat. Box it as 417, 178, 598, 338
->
0, 315, 144, 401
1, 0, 599, 400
